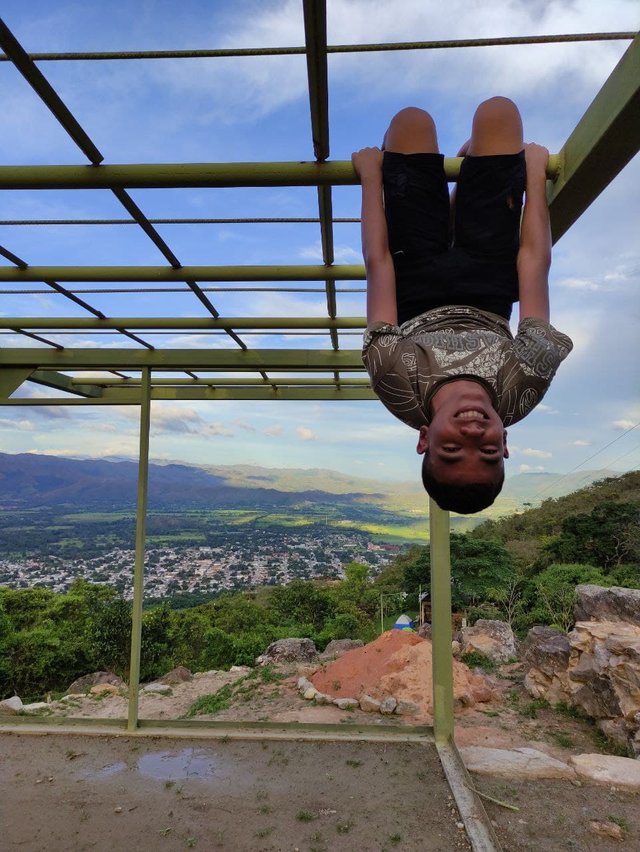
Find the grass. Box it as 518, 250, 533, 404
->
336, 821, 354, 834
345, 759, 362, 768
460, 651, 497, 673
519, 698, 550, 718
184, 665, 283, 717
185, 683, 234, 717
296, 809, 316, 822
549, 730, 575, 749
608, 815, 629, 832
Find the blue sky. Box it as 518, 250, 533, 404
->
0, 0, 638, 490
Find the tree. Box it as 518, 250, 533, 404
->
88, 597, 132, 677
529, 563, 611, 631
391, 535, 514, 613
544, 503, 640, 571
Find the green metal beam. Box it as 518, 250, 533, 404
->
0, 348, 365, 369
0, 368, 33, 397
429, 499, 454, 745
0, 316, 366, 330
0, 156, 560, 190
28, 369, 104, 398
127, 368, 151, 732
0, 264, 365, 283
1, 386, 377, 403
549, 33, 640, 242
70, 376, 371, 386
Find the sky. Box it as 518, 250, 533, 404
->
0, 0, 638, 498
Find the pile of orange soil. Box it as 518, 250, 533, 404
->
310, 630, 493, 719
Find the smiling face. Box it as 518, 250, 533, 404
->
417, 380, 508, 487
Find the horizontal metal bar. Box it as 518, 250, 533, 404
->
0, 265, 366, 282
0, 316, 366, 330
1, 386, 377, 403
0, 156, 560, 189
0, 33, 633, 61
69, 376, 370, 386
0, 217, 361, 226
1, 348, 366, 370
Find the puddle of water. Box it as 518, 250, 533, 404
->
137, 748, 222, 781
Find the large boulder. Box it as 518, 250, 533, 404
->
575, 585, 640, 626
319, 639, 363, 660
0, 696, 24, 714
461, 619, 518, 663
523, 626, 572, 703
66, 672, 126, 694
160, 666, 193, 685
256, 638, 318, 665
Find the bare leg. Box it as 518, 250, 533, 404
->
383, 107, 439, 154
467, 96, 523, 155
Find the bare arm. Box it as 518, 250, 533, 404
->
517, 143, 552, 322
352, 147, 398, 327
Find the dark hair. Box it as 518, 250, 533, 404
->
421, 452, 504, 514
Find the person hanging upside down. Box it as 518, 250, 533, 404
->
352, 97, 573, 514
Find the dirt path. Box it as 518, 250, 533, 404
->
0, 732, 469, 852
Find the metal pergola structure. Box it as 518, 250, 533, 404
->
1, 5, 639, 848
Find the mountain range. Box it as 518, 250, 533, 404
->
0, 451, 624, 517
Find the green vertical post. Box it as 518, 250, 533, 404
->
127, 367, 151, 731
429, 498, 454, 743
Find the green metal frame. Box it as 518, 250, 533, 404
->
1, 10, 638, 849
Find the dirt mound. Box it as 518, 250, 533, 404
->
310, 630, 493, 718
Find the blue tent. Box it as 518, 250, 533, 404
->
392, 613, 414, 631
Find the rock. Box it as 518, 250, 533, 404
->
67, 672, 125, 694
90, 683, 120, 696
297, 676, 314, 693
334, 697, 359, 710
229, 665, 250, 673
0, 696, 24, 714
589, 821, 625, 841
319, 639, 363, 659
395, 700, 420, 716
460, 746, 575, 780
359, 694, 381, 713
523, 628, 570, 676
141, 683, 172, 696
314, 692, 333, 705
380, 696, 397, 715
570, 754, 640, 790
461, 619, 517, 663
159, 666, 192, 685
522, 625, 566, 655
256, 638, 318, 665
303, 687, 317, 701
575, 585, 640, 626
22, 702, 50, 714
597, 718, 633, 752
451, 640, 461, 656
417, 623, 432, 640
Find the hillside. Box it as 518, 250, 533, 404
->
470, 469, 640, 544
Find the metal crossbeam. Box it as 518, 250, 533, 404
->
1, 348, 366, 369
0, 265, 365, 282
0, 157, 560, 189
548, 33, 640, 241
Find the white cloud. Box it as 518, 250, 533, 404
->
571, 439, 592, 447
521, 448, 553, 459
299, 241, 361, 262
0, 417, 34, 431
264, 425, 284, 437
519, 463, 546, 473
296, 426, 317, 441
556, 277, 600, 291
612, 419, 636, 431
